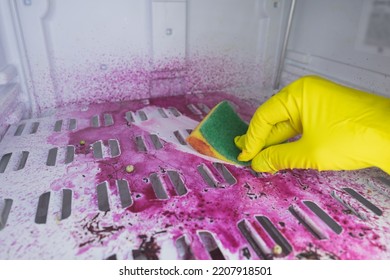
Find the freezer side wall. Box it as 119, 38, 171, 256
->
282, 0, 390, 96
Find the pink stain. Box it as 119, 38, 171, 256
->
43, 91, 389, 260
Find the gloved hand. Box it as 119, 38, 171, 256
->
234, 75, 390, 175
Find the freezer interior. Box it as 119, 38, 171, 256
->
0, 0, 390, 260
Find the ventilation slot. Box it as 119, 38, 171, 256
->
104, 114, 114, 126
35, 192, 50, 224
197, 164, 218, 188
198, 103, 210, 114
289, 204, 328, 240
158, 108, 168, 118
173, 130, 187, 145
175, 235, 195, 260
303, 201, 342, 234
65, 146, 75, 164
92, 141, 103, 159
331, 190, 368, 220
16, 151, 29, 171
97, 182, 110, 212
150, 173, 169, 199
212, 163, 237, 186
91, 115, 100, 127
61, 189, 72, 220
135, 136, 147, 152
46, 148, 58, 166
68, 119, 77, 130
169, 107, 181, 117
117, 179, 133, 208
150, 134, 163, 150
198, 231, 225, 260
138, 110, 148, 121
0, 199, 13, 230
30, 122, 40, 134
237, 219, 272, 259
343, 188, 383, 216
167, 171, 188, 196
105, 254, 117, 260
255, 216, 293, 256
0, 153, 12, 173
14, 123, 25, 136
187, 104, 202, 115
125, 111, 135, 123
109, 139, 121, 158
54, 120, 63, 132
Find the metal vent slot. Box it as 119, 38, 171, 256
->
198, 103, 210, 114
176, 236, 195, 260
30, 122, 40, 134
343, 188, 383, 216
138, 110, 148, 121
109, 139, 121, 158
104, 114, 114, 126
54, 120, 63, 132
186, 129, 193, 135
35, 192, 50, 224
150, 134, 163, 150
92, 141, 103, 159
173, 130, 187, 145
46, 148, 58, 166
0, 153, 12, 173
331, 190, 368, 220
198, 231, 225, 260
288, 204, 328, 240
169, 107, 181, 117
65, 146, 75, 164
125, 111, 135, 123
132, 250, 149, 260
167, 171, 188, 196
68, 119, 77, 130
105, 254, 117, 260
255, 216, 293, 256
91, 115, 100, 127
0, 199, 13, 230
212, 163, 237, 186
16, 151, 29, 171
135, 136, 147, 152
14, 123, 25, 136
158, 108, 168, 118
197, 164, 218, 188
187, 104, 202, 115
61, 189, 72, 220
150, 173, 169, 199
237, 219, 272, 260
117, 179, 133, 208
303, 201, 343, 234
97, 182, 110, 212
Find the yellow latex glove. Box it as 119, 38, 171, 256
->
234, 75, 390, 174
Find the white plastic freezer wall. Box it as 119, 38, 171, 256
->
1, 0, 390, 125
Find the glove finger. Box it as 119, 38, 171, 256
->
238, 79, 304, 161
264, 120, 300, 148
251, 140, 312, 173
234, 134, 246, 150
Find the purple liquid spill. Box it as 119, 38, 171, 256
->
40, 91, 390, 260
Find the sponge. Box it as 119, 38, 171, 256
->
186, 101, 250, 166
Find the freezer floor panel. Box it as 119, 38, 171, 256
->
0, 92, 389, 260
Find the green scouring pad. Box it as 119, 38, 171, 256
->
186, 100, 250, 166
